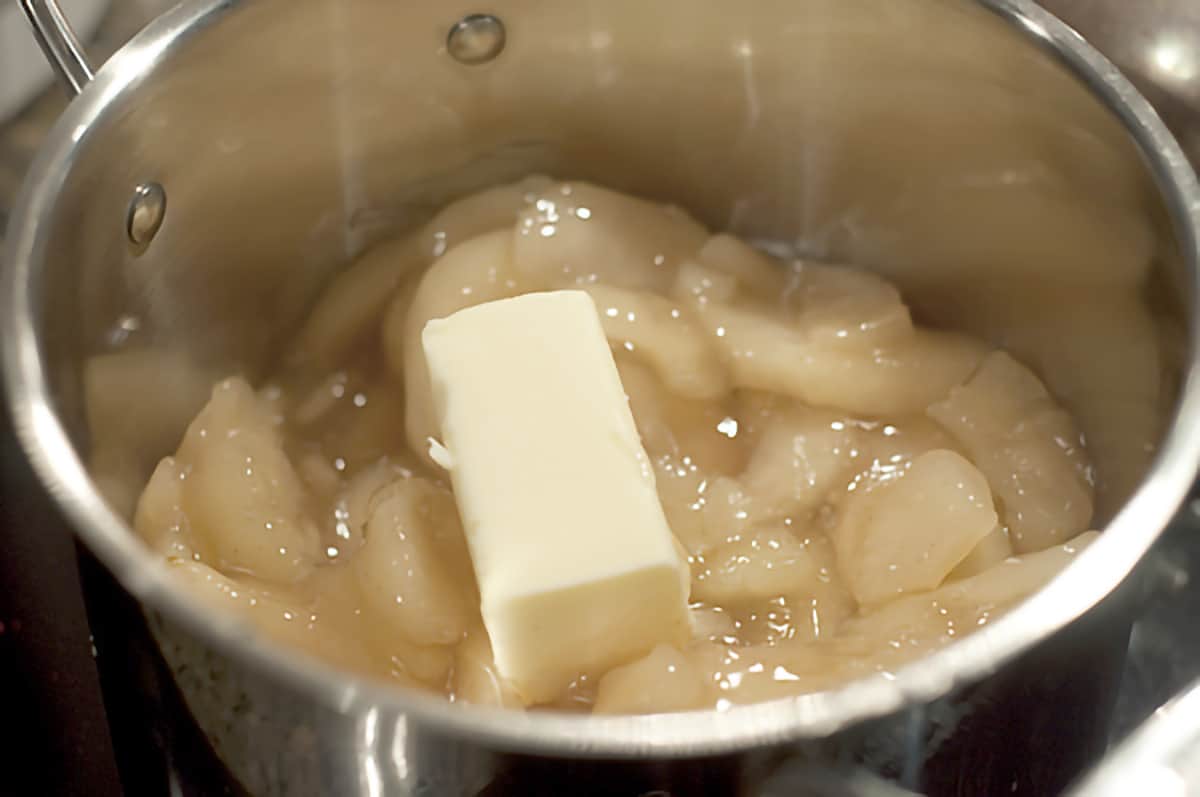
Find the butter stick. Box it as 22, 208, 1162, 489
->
422, 290, 691, 703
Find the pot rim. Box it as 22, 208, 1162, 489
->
4, 0, 1200, 758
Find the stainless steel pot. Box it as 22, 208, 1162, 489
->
6, 0, 1200, 794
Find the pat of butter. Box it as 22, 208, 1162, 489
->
422, 290, 691, 703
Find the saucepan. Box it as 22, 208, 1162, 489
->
5, 0, 1200, 794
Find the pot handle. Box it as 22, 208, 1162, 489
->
18, 0, 95, 97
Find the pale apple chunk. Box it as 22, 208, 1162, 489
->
387, 229, 528, 462
295, 452, 341, 499
328, 457, 415, 554
452, 625, 527, 708
693, 475, 755, 553
835, 450, 998, 606
688, 604, 738, 641
847, 415, 963, 494
697, 302, 987, 415
928, 351, 1093, 553
134, 457, 205, 561
615, 357, 680, 458
353, 479, 472, 647
593, 644, 711, 714
287, 235, 424, 367
176, 378, 320, 584
691, 524, 828, 603
418, 175, 553, 258
790, 262, 914, 350
615, 358, 752, 555
695, 234, 787, 297
699, 535, 1097, 707
386, 636, 456, 688
659, 471, 757, 558
513, 181, 707, 292
649, 453, 721, 557
842, 531, 1099, 646
949, 530, 1099, 609
684, 640, 849, 706
167, 559, 386, 679
721, 579, 854, 648
949, 525, 1014, 581
419, 481, 478, 598
671, 261, 739, 306
306, 561, 454, 690
613, 357, 748, 473
912, 283, 1160, 519
740, 408, 859, 517
582, 284, 728, 400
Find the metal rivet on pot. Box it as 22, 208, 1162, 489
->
126, 182, 166, 251
447, 14, 506, 65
